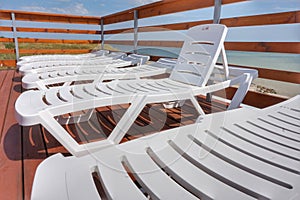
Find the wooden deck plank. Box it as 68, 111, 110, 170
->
0, 70, 8, 88
0, 71, 22, 200
22, 125, 48, 200
0, 70, 13, 137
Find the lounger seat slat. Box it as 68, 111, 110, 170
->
95, 155, 148, 199
190, 128, 298, 190
44, 88, 65, 105
124, 152, 198, 199
216, 124, 300, 170
238, 120, 300, 154
58, 86, 83, 102
83, 84, 111, 97
72, 85, 97, 99
149, 139, 255, 200
250, 117, 299, 141
262, 114, 300, 134
174, 133, 296, 199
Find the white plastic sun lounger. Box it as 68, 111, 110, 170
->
18, 53, 147, 75
21, 58, 175, 90
15, 24, 256, 156
17, 49, 110, 64
30, 94, 300, 200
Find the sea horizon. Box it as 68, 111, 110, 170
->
110, 44, 300, 73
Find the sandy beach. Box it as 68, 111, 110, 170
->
250, 78, 300, 98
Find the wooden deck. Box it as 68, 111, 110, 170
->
0, 69, 228, 200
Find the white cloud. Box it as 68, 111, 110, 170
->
22, 3, 89, 16
132, 0, 159, 6
72, 3, 89, 15
20, 6, 48, 12
54, 0, 71, 2
51, 3, 89, 15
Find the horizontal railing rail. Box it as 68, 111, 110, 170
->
104, 40, 299, 54
103, 11, 300, 34
0, 9, 101, 24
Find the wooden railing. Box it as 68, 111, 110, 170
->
0, 10, 102, 66
0, 0, 299, 107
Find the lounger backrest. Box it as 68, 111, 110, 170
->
169, 24, 228, 87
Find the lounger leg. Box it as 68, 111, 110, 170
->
205, 80, 214, 103
108, 95, 148, 144
227, 73, 252, 110
189, 95, 206, 116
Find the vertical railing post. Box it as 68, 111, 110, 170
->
101, 18, 104, 50
207, 0, 222, 103
133, 10, 138, 54
213, 0, 222, 24
11, 12, 20, 61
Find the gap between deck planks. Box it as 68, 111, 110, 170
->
0, 70, 228, 200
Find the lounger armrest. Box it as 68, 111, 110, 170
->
15, 90, 47, 126
228, 66, 258, 80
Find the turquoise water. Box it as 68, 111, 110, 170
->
111, 44, 300, 72
225, 51, 300, 73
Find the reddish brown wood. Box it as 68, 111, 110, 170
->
22, 125, 48, 200
225, 42, 300, 54
0, 60, 17, 67
0, 26, 12, 31
106, 40, 299, 53
0, 38, 13, 42
16, 27, 101, 35
0, 49, 15, 54
229, 65, 300, 84
0, 10, 101, 24
102, 0, 246, 24
104, 11, 300, 35
18, 38, 100, 44
0, 71, 22, 200
222, 11, 300, 27
140, 11, 300, 31
0, 70, 11, 133
0, 71, 6, 87
0, 38, 100, 44
214, 88, 288, 108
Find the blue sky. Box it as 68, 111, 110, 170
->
0, 0, 159, 16
0, 0, 299, 18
